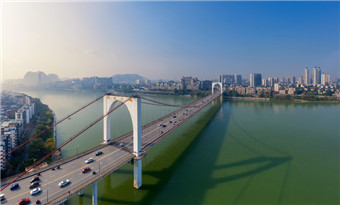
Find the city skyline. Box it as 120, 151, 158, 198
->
2, 1, 339, 81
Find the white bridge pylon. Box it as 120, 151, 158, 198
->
103, 95, 142, 189
212, 82, 223, 95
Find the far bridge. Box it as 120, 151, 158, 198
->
1, 83, 223, 205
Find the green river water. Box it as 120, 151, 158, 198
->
24, 90, 340, 205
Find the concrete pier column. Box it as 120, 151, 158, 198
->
92, 181, 98, 205
133, 159, 142, 189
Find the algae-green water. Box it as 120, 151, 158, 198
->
24, 91, 340, 204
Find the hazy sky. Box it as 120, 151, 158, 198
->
2, 1, 340, 81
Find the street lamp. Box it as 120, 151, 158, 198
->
47, 185, 49, 203
75, 144, 79, 158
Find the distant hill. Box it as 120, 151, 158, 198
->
111, 74, 146, 84
23, 71, 60, 86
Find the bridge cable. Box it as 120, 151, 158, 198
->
0, 96, 132, 192
1, 94, 105, 160
140, 97, 191, 108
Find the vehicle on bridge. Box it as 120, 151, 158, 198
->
58, 179, 70, 187
30, 187, 41, 196
30, 177, 40, 183
85, 158, 94, 164
81, 167, 91, 173
19, 198, 30, 205
95, 151, 103, 156
29, 182, 39, 189
0, 193, 5, 201
10, 183, 19, 191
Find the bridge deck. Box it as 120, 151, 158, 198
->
0, 93, 221, 204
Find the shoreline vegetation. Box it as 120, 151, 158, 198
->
2, 98, 58, 178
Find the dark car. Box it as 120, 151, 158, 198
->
162, 125, 167, 127
31, 177, 40, 183
95, 151, 103, 156
36, 200, 41, 204
10, 183, 19, 191
81, 167, 91, 174
29, 182, 39, 189
19, 198, 30, 205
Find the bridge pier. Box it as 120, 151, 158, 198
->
92, 181, 98, 205
133, 159, 142, 189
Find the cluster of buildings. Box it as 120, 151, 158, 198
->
224, 66, 338, 97
150, 77, 213, 91
0, 92, 35, 170
303, 67, 331, 86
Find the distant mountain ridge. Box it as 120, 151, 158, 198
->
111, 74, 146, 83
23, 71, 60, 86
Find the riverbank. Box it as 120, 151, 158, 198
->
223, 96, 339, 103
224, 96, 270, 101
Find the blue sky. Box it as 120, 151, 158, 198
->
3, 1, 339, 80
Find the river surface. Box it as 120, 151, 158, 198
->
23, 90, 340, 204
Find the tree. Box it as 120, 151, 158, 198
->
33, 124, 52, 141
28, 138, 48, 160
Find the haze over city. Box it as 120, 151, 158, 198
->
2, 1, 339, 81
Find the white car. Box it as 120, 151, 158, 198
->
0, 193, 5, 201
85, 158, 94, 164
58, 179, 70, 187
30, 187, 41, 195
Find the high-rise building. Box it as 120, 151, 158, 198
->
298, 76, 304, 85
312, 67, 321, 85
321, 73, 331, 85
273, 77, 279, 83
326, 74, 331, 84
262, 79, 267, 86
267, 77, 274, 87
234, 74, 242, 85
250, 73, 262, 87
219, 75, 234, 84
321, 73, 326, 85
280, 76, 286, 83
304, 67, 309, 85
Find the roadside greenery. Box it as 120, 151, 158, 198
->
15, 99, 56, 173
